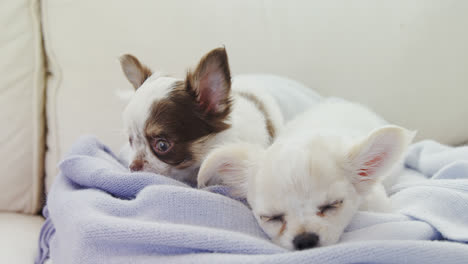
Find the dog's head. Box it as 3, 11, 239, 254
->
120, 48, 232, 183
198, 126, 414, 250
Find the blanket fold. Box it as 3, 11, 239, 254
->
36, 137, 468, 264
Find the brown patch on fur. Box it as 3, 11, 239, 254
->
144, 81, 231, 169
316, 212, 325, 217
119, 54, 152, 90
237, 91, 276, 142
278, 221, 287, 236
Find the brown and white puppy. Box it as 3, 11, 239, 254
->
119, 48, 284, 184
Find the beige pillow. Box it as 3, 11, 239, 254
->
0, 0, 45, 213
0, 213, 44, 263
43, 0, 468, 190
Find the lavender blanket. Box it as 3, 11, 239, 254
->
36, 137, 468, 263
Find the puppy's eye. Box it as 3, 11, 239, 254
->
317, 200, 343, 217
152, 138, 173, 154
260, 214, 285, 223
129, 137, 133, 146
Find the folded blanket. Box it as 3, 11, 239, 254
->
36, 137, 468, 264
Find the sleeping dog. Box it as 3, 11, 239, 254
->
119, 48, 300, 184
198, 99, 415, 249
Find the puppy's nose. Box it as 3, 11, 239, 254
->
129, 160, 144, 172
293, 232, 319, 250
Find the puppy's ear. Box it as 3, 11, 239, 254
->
345, 126, 416, 194
186, 47, 232, 115
119, 54, 152, 90
197, 143, 261, 198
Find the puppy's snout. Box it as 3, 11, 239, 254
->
293, 232, 319, 250
129, 160, 144, 172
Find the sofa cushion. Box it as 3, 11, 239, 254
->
0, 213, 44, 263
42, 0, 468, 190
0, 0, 45, 213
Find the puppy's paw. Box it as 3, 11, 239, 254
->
197, 143, 263, 198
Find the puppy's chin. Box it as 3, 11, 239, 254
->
141, 163, 200, 185
167, 166, 200, 185
273, 238, 295, 251
315, 234, 340, 248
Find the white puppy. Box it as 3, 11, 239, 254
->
198, 99, 415, 250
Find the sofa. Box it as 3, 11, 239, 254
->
1, 0, 468, 263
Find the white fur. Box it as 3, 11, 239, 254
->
122, 75, 175, 176
122, 74, 284, 183
198, 99, 415, 249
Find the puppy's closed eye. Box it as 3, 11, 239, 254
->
260, 214, 285, 223
261, 214, 287, 237
317, 200, 343, 217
